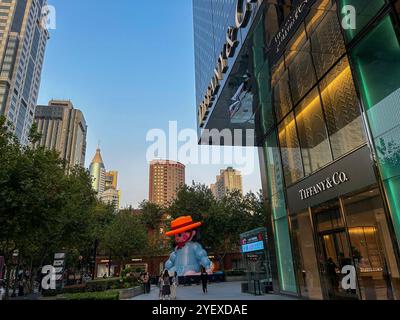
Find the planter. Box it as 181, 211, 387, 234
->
119, 286, 143, 300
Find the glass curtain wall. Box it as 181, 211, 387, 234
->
348, 5, 400, 250
272, 0, 367, 188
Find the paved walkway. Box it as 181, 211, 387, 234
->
130, 282, 296, 300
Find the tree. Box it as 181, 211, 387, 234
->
0, 117, 102, 297
102, 211, 148, 270
139, 201, 164, 230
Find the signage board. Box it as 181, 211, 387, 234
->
268, 0, 317, 65
286, 146, 377, 213
242, 240, 265, 253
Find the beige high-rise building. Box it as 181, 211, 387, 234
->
211, 167, 243, 200
105, 171, 118, 190
0, 0, 49, 145
149, 160, 185, 206
35, 100, 87, 167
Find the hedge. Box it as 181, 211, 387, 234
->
63, 291, 120, 300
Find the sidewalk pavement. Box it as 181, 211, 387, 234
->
130, 282, 296, 301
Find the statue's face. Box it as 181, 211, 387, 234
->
175, 230, 195, 244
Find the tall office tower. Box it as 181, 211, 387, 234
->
149, 160, 185, 206
0, 0, 49, 144
212, 167, 243, 200
89, 148, 106, 195
99, 188, 120, 210
105, 171, 118, 190
35, 100, 87, 167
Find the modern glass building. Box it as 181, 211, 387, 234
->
0, 0, 49, 145
193, 0, 400, 299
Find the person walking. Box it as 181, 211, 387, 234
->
158, 272, 164, 300
162, 270, 171, 300
200, 267, 208, 294
143, 272, 150, 294
170, 272, 178, 300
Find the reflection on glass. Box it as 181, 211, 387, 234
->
320, 58, 366, 159
274, 217, 297, 293
295, 88, 332, 175
290, 211, 323, 299
274, 70, 292, 122
343, 187, 400, 300
311, 8, 346, 79
263, 131, 287, 220
350, 14, 400, 249
278, 112, 304, 186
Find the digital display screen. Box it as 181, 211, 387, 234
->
241, 240, 264, 253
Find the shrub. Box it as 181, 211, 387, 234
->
85, 278, 123, 292
63, 291, 120, 300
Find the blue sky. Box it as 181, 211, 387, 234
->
38, 0, 261, 207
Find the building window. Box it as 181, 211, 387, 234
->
320, 57, 367, 159
295, 88, 332, 175
278, 112, 304, 186
310, 7, 346, 79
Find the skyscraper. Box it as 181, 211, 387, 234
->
89, 148, 106, 195
211, 167, 243, 200
0, 0, 49, 144
105, 171, 118, 191
35, 100, 87, 168
149, 160, 185, 206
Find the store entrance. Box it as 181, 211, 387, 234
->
311, 185, 400, 300
313, 200, 358, 300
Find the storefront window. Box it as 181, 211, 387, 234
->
310, 6, 346, 79
295, 88, 332, 175
320, 57, 367, 159
338, 0, 386, 42
274, 217, 297, 293
350, 14, 400, 249
343, 187, 400, 300
290, 211, 323, 299
278, 112, 304, 186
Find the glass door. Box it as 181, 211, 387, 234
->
312, 200, 359, 300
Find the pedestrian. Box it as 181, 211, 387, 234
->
0, 280, 5, 301
143, 272, 150, 294
170, 271, 178, 300
200, 267, 208, 294
158, 272, 164, 300
162, 270, 171, 300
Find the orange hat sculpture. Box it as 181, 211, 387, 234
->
165, 216, 202, 236
164, 215, 212, 276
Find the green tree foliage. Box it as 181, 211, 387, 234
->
102, 211, 148, 268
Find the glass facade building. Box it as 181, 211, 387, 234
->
0, 0, 49, 145
194, 0, 400, 299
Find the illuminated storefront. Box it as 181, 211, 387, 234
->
194, 0, 400, 299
